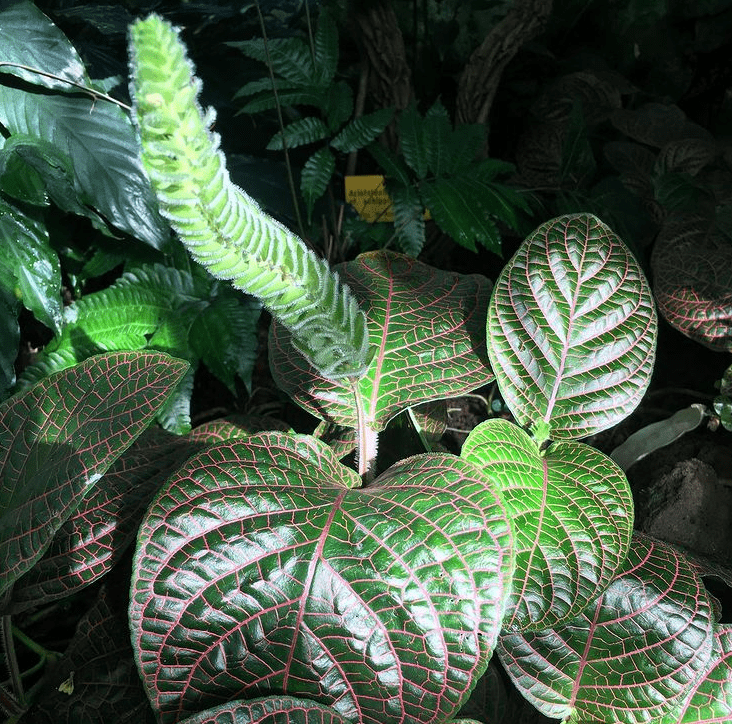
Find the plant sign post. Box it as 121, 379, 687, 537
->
1, 10, 731, 724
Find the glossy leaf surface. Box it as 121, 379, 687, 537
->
488, 213, 657, 440
0, 83, 169, 249
498, 535, 715, 723
652, 216, 732, 351
178, 697, 348, 724
131, 432, 514, 724
270, 250, 493, 430
0, 1, 88, 90
0, 351, 188, 599
9, 427, 198, 613
665, 626, 732, 722
462, 418, 632, 630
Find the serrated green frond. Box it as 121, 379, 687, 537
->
313, 9, 339, 85
399, 102, 428, 179
233, 77, 296, 101
129, 15, 370, 380
228, 37, 316, 86
301, 147, 335, 223
391, 184, 425, 257
331, 107, 394, 153
267, 117, 330, 151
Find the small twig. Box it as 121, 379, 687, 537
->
1, 616, 23, 710
0, 62, 130, 111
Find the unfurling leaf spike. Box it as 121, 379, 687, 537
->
128, 15, 371, 380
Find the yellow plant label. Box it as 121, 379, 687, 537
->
345, 175, 394, 222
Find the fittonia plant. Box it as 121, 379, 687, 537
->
115, 13, 732, 724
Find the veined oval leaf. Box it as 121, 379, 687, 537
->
488, 213, 657, 440
269, 250, 494, 431
0, 351, 188, 599
497, 535, 716, 723
178, 697, 348, 724
665, 625, 732, 722
461, 418, 633, 630
130, 433, 514, 724
9, 427, 198, 613
652, 216, 732, 351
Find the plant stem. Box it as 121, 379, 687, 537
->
0, 62, 130, 111
351, 379, 378, 482
0, 618, 22, 710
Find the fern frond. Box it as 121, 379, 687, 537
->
129, 15, 370, 380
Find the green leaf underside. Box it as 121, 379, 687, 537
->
178, 697, 348, 724
488, 213, 657, 440
0, 351, 188, 598
0, 84, 169, 250
130, 432, 514, 724
129, 15, 369, 380
461, 419, 633, 631
497, 535, 715, 723
269, 250, 494, 430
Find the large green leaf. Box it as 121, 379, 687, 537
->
461, 419, 633, 631
488, 213, 657, 440
267, 117, 331, 151
420, 177, 502, 254
0, 196, 62, 335
0, 84, 169, 249
497, 535, 716, 723
0, 1, 88, 90
130, 433, 514, 724
178, 697, 348, 724
269, 250, 494, 431
0, 351, 188, 600
9, 427, 198, 613
301, 146, 335, 222
331, 107, 394, 153
664, 626, 732, 722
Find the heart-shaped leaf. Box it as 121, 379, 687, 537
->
488, 213, 657, 440
497, 535, 715, 723
0, 351, 188, 600
130, 432, 513, 724
461, 418, 632, 630
652, 216, 732, 351
9, 427, 198, 613
178, 697, 348, 724
270, 250, 493, 431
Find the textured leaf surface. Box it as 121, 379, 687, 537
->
664, 626, 732, 722
652, 216, 732, 351
178, 697, 348, 724
0, 1, 87, 90
9, 427, 197, 613
0, 84, 168, 249
0, 351, 188, 599
488, 213, 657, 439
270, 250, 494, 431
130, 433, 514, 724
497, 535, 715, 723
130, 16, 369, 380
461, 418, 632, 630
17, 586, 156, 724
331, 108, 394, 153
